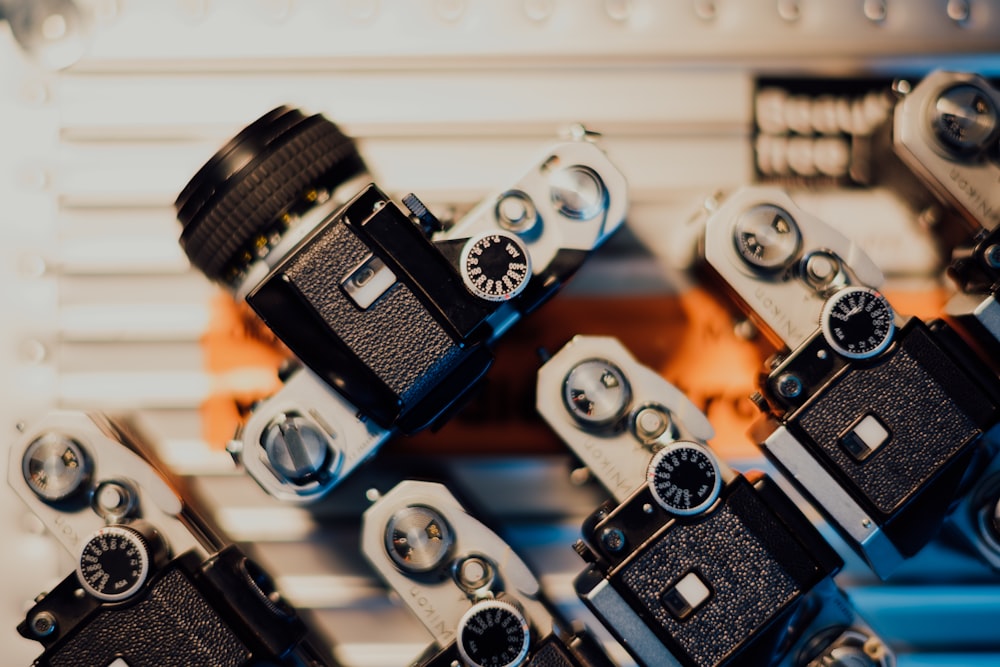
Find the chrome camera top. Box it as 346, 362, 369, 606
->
536, 336, 893, 667
174, 107, 627, 503
700, 186, 1000, 579
892, 69, 1000, 356
893, 69, 1000, 235
360, 480, 615, 667
9, 411, 330, 667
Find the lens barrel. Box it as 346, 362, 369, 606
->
176, 106, 367, 282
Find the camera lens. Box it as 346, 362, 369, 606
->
175, 106, 367, 283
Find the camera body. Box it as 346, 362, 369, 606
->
360, 480, 615, 667
176, 108, 627, 503
892, 70, 1000, 359
699, 186, 1000, 578
9, 411, 326, 667
537, 336, 892, 667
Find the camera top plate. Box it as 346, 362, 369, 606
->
701, 186, 886, 352
8, 411, 206, 563
537, 335, 720, 503
439, 133, 628, 277
360, 480, 555, 651
893, 70, 1000, 235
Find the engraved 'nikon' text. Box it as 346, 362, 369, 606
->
409, 586, 455, 642
950, 168, 1000, 227
753, 287, 807, 342
582, 437, 635, 499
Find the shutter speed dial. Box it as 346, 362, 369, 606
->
460, 231, 531, 302
820, 286, 895, 360
457, 598, 531, 667
647, 442, 722, 516
76, 524, 164, 602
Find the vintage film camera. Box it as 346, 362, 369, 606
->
360, 479, 615, 667
9, 411, 331, 667
537, 335, 892, 667
891, 70, 1000, 358
174, 107, 627, 503
699, 186, 1000, 579
891, 70, 1000, 569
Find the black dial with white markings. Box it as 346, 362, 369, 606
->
820, 286, 895, 360
460, 232, 531, 302
647, 443, 722, 516
457, 599, 531, 667
76, 525, 152, 602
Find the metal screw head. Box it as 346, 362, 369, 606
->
775, 373, 803, 399
600, 526, 626, 553
30, 611, 57, 637
984, 244, 1000, 270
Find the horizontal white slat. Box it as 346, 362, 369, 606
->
54, 69, 753, 139
71, 0, 1000, 67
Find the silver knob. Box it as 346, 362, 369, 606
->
550, 166, 606, 220
931, 83, 998, 155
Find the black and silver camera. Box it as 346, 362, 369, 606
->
360, 480, 616, 667
537, 335, 893, 667
9, 411, 331, 667
892, 70, 1000, 360
174, 107, 627, 503
699, 186, 1000, 579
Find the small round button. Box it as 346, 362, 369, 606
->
455, 555, 496, 592
631, 404, 676, 445
550, 166, 606, 220
562, 359, 631, 427
930, 83, 999, 156
92, 480, 139, 522
457, 599, 531, 667
22, 433, 92, 504
647, 442, 722, 516
76, 525, 155, 602
732, 204, 802, 271
384, 505, 454, 574
459, 231, 532, 302
820, 286, 895, 360
495, 191, 538, 234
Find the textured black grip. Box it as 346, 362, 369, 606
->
528, 635, 580, 667
176, 107, 365, 282
45, 568, 250, 667
599, 476, 834, 667
791, 321, 991, 515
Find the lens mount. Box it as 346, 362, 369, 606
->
175, 106, 367, 283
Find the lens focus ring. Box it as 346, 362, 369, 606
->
176, 107, 366, 282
